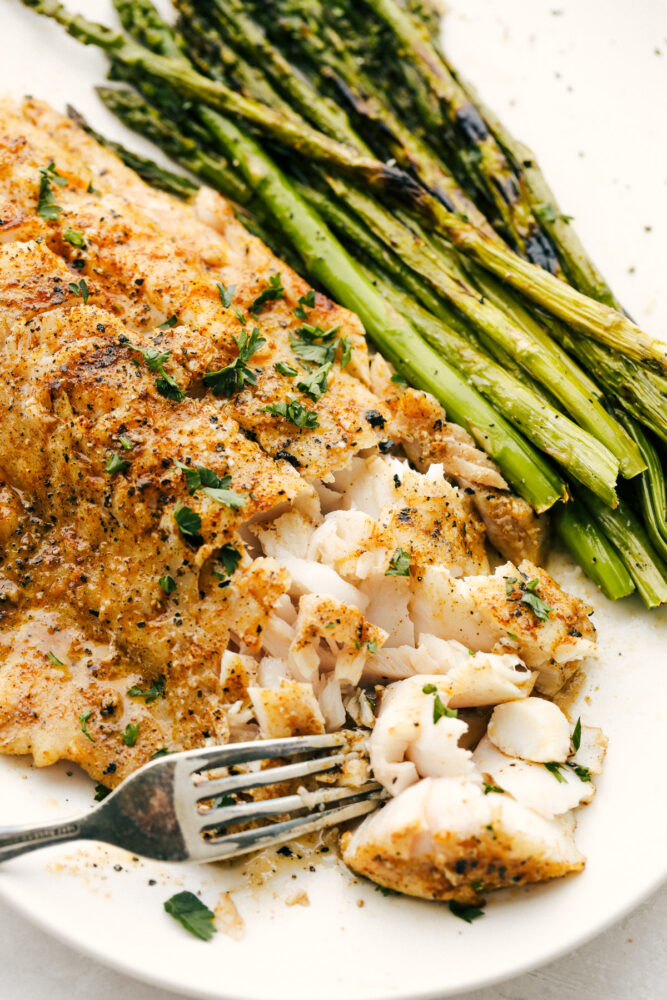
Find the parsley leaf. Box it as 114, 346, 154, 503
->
46, 651, 64, 666
263, 398, 319, 429
174, 463, 248, 509
127, 675, 165, 704
422, 684, 456, 723
159, 574, 176, 594
64, 227, 86, 248
289, 322, 340, 366
164, 891, 217, 941
79, 710, 95, 743
294, 290, 316, 319
449, 900, 485, 924
122, 722, 140, 747
69, 278, 89, 305
520, 578, 552, 622
203, 326, 266, 397
151, 747, 171, 759
217, 281, 236, 309
572, 717, 582, 752
339, 337, 352, 368
37, 160, 66, 220
158, 315, 178, 329
275, 361, 298, 377
155, 373, 186, 402
544, 761, 567, 783
374, 884, 399, 897
119, 435, 134, 451
568, 762, 592, 783
174, 504, 202, 537
390, 372, 408, 386
94, 783, 111, 801
106, 453, 131, 475
296, 362, 332, 401
483, 783, 505, 795
367, 638, 378, 654
211, 793, 234, 808
216, 543, 242, 577
128, 343, 185, 403
385, 548, 410, 577
249, 273, 284, 314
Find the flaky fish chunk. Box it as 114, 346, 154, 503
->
342, 776, 585, 902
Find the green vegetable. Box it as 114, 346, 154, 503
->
79, 710, 95, 743
106, 453, 131, 475
164, 891, 217, 941
37, 159, 66, 220
94, 783, 111, 801
249, 272, 284, 313
296, 362, 332, 401
69, 278, 89, 304
544, 761, 567, 783
572, 717, 582, 753
217, 281, 236, 308
449, 900, 485, 923
122, 722, 140, 747
64, 227, 86, 247
385, 548, 410, 577
173, 504, 202, 536
127, 675, 166, 703
203, 325, 266, 395
159, 574, 177, 594
264, 398, 319, 428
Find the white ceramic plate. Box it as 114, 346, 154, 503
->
1, 1, 667, 998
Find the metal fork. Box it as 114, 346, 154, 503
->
0, 734, 385, 865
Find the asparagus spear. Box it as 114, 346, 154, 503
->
614, 413, 667, 564
197, 107, 566, 509
363, 262, 622, 502
553, 502, 635, 602
580, 490, 667, 609
22, 0, 667, 375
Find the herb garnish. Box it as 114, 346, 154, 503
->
483, 783, 505, 795
151, 747, 172, 759
275, 361, 298, 377
203, 326, 266, 397
79, 710, 95, 743
544, 761, 567, 783
249, 273, 284, 314
46, 651, 64, 666
374, 885, 399, 897
289, 322, 340, 366
159, 574, 176, 594
572, 717, 582, 752
174, 504, 202, 537
448, 900, 485, 924
64, 227, 86, 248
294, 290, 315, 319
390, 372, 408, 386
422, 683, 457, 723
215, 543, 242, 579
68, 278, 89, 305
119, 435, 134, 451
263, 398, 319, 429
127, 675, 165, 704
106, 453, 131, 475
506, 576, 552, 621
296, 362, 332, 402
174, 462, 248, 509
122, 722, 140, 747
158, 315, 178, 329
211, 793, 234, 808
94, 784, 111, 801
217, 281, 236, 309
37, 160, 66, 220
385, 548, 411, 577
164, 891, 217, 941
128, 343, 185, 403
367, 638, 378, 654
568, 762, 592, 783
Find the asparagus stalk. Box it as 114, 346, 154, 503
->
614, 413, 667, 564
553, 502, 635, 602
363, 262, 623, 502
66, 103, 198, 199
580, 490, 667, 608
197, 107, 566, 509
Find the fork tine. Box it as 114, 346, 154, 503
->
199, 782, 383, 831
192, 792, 385, 862
193, 752, 347, 805
181, 734, 347, 774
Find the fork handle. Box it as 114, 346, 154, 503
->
0, 815, 92, 863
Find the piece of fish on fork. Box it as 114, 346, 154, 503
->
0, 735, 386, 864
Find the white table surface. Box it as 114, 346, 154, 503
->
1, 883, 666, 999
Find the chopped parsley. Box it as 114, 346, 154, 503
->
127, 343, 185, 403
105, 453, 131, 475
544, 761, 567, 783
122, 722, 140, 747
79, 710, 95, 743
68, 278, 89, 305
374, 885, 399, 897
37, 160, 66, 220
127, 675, 165, 703
422, 683, 457, 723
215, 543, 242, 578
211, 793, 234, 808
572, 717, 582, 752
174, 462, 248, 509
203, 326, 266, 396
483, 783, 505, 795
339, 337, 352, 368
249, 272, 284, 314
263, 398, 319, 429
94, 783, 111, 801
520, 578, 553, 621
385, 547, 410, 577
296, 361, 332, 401
173, 504, 202, 537
46, 651, 64, 666
158, 315, 178, 329
151, 747, 172, 759
164, 891, 217, 941
275, 361, 298, 377
294, 289, 315, 319
448, 900, 485, 924
159, 574, 176, 594
390, 372, 408, 386
217, 281, 236, 309
367, 638, 378, 654
289, 322, 341, 366
568, 762, 592, 783
119, 435, 134, 451
63, 227, 86, 248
